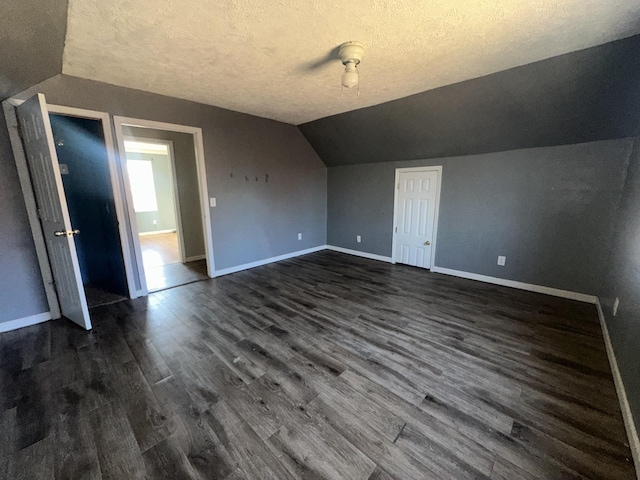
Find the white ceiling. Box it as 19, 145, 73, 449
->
62, 0, 640, 125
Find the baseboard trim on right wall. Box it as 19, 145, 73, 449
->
596, 299, 640, 478
431, 266, 597, 304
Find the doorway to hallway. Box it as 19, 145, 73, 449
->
121, 132, 209, 292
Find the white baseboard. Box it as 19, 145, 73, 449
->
0, 311, 52, 333
139, 229, 176, 236
596, 299, 640, 478
213, 246, 327, 277
185, 254, 206, 262
326, 246, 393, 263
431, 266, 597, 304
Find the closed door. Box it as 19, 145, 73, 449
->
394, 170, 439, 268
16, 94, 92, 330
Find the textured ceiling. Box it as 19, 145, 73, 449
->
62, 0, 640, 125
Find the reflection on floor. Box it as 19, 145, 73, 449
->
140, 232, 180, 268
144, 259, 208, 292
84, 285, 127, 308
139, 232, 207, 292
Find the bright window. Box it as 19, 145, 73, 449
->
127, 160, 158, 212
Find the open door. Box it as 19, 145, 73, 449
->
16, 94, 92, 330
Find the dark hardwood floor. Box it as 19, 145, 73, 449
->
0, 251, 635, 479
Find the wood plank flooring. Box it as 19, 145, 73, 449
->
0, 251, 635, 479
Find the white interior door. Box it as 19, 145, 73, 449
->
394, 170, 439, 268
16, 94, 92, 330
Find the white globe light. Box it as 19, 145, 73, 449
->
342, 62, 359, 89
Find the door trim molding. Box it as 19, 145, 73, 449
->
596, 299, 640, 478
47, 104, 139, 300
113, 116, 216, 297
391, 166, 443, 270
0, 312, 52, 334
2, 100, 61, 319
432, 266, 597, 303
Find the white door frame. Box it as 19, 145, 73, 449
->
123, 136, 186, 263
391, 166, 443, 271
113, 116, 215, 296
46, 104, 139, 299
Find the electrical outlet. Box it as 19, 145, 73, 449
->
152, 219, 157, 225
497, 255, 506, 266
356, 235, 361, 243
209, 197, 216, 207
297, 233, 302, 240
613, 297, 620, 316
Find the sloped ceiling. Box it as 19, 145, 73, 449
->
300, 35, 640, 166
61, 0, 640, 125
0, 0, 68, 100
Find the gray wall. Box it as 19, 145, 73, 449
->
127, 152, 177, 235
328, 139, 633, 295
599, 137, 640, 431
0, 74, 326, 324
300, 34, 640, 167
123, 127, 204, 259
0, 0, 67, 100
0, 0, 69, 316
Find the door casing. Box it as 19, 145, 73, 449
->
46, 104, 139, 299
113, 116, 215, 297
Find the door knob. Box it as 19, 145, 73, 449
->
424, 240, 431, 246
54, 229, 80, 237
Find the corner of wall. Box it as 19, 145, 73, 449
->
595, 299, 640, 478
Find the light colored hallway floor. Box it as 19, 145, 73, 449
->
139, 232, 208, 292
140, 232, 180, 268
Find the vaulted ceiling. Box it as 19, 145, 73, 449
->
2, 0, 640, 126
60, 0, 640, 125
300, 34, 640, 166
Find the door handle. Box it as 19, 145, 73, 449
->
424, 240, 431, 246
54, 229, 80, 237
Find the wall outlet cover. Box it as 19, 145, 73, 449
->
298, 233, 302, 240
497, 255, 506, 266
209, 197, 216, 207
356, 235, 361, 243
613, 297, 619, 316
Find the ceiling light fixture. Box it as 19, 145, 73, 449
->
339, 41, 364, 95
